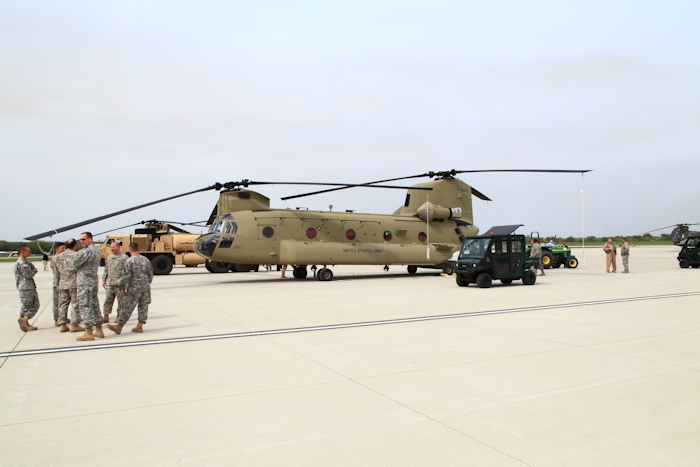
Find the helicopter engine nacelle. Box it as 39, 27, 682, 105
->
416, 202, 462, 222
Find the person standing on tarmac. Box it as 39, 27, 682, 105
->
102, 240, 127, 324
56, 239, 83, 333
15, 245, 39, 332
42, 252, 49, 271
603, 238, 617, 273
73, 232, 103, 341
530, 239, 545, 276
50, 242, 66, 326
621, 237, 630, 273
107, 242, 153, 335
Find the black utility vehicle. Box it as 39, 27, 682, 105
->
455, 225, 539, 288
678, 236, 700, 268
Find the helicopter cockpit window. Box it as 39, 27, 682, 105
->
222, 222, 237, 235
460, 238, 489, 259
209, 214, 235, 233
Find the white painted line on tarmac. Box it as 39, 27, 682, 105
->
1, 291, 698, 359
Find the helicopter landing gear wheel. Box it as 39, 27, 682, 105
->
293, 266, 308, 279
443, 264, 454, 275
407, 265, 418, 274
476, 273, 492, 288
317, 268, 333, 281
208, 261, 231, 273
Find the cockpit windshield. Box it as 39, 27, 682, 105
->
208, 214, 235, 233
459, 238, 490, 259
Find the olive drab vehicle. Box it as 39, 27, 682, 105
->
24, 169, 590, 281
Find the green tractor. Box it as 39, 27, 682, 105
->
455, 225, 539, 288
677, 236, 700, 268
526, 233, 579, 269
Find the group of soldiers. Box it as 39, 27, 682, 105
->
14, 231, 154, 341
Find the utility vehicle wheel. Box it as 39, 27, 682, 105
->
209, 261, 231, 273
317, 268, 334, 281
456, 275, 470, 287
542, 252, 554, 269
407, 266, 418, 274
151, 255, 174, 275
476, 273, 492, 289
293, 266, 308, 279
522, 270, 536, 285
566, 257, 578, 268
443, 264, 454, 275
501, 279, 512, 285
679, 259, 690, 268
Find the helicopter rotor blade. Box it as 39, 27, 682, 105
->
470, 187, 492, 201
643, 224, 684, 234
93, 223, 144, 237
281, 169, 590, 200
25, 184, 222, 241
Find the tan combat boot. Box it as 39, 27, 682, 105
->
103, 314, 109, 323
59, 324, 70, 333
55, 320, 59, 326
94, 325, 105, 338
113, 315, 120, 323
24, 318, 38, 331
76, 327, 94, 341
106, 323, 123, 335
18, 318, 28, 332
131, 322, 144, 333
69, 324, 85, 333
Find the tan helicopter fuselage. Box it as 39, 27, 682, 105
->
194, 178, 480, 268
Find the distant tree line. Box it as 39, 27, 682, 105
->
524, 234, 670, 243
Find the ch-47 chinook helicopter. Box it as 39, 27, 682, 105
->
25, 169, 589, 281
644, 223, 700, 245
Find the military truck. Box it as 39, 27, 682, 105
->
454, 225, 539, 288
100, 221, 258, 275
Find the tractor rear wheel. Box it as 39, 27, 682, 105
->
541, 252, 555, 269
476, 273, 492, 288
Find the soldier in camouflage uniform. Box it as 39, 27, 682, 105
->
108, 242, 153, 335
55, 239, 83, 333
620, 237, 630, 273
73, 232, 104, 341
529, 239, 545, 276
50, 242, 66, 326
102, 240, 127, 323
15, 246, 40, 332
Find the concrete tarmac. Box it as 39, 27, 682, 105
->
1, 246, 698, 466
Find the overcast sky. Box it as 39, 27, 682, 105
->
1, 1, 698, 242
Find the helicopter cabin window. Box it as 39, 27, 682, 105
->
262, 226, 274, 238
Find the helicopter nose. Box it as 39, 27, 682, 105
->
195, 233, 219, 259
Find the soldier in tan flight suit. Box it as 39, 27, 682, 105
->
603, 238, 617, 273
